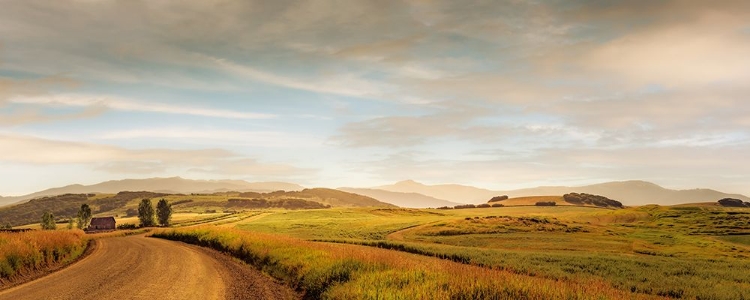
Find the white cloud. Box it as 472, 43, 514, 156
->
585, 12, 750, 87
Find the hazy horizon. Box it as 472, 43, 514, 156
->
1, 1, 749, 196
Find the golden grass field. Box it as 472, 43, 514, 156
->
151, 204, 750, 299
0, 230, 87, 281
5, 201, 750, 299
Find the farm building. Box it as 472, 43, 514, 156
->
88, 217, 116, 231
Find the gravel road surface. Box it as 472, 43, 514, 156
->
0, 235, 298, 300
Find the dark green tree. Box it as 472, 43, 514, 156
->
138, 198, 155, 227
77, 204, 92, 229
67, 218, 74, 229
156, 199, 172, 227
41, 211, 57, 230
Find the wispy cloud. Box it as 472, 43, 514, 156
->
0, 134, 313, 177
207, 55, 393, 100
10, 94, 275, 119
0, 105, 106, 126
97, 128, 323, 148
0, 75, 78, 104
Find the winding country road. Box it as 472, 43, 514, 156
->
0, 235, 297, 300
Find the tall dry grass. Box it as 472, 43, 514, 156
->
153, 227, 660, 299
0, 230, 87, 281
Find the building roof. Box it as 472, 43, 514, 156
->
90, 216, 116, 226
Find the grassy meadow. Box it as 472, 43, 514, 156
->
182, 205, 750, 299
153, 227, 657, 300
4, 194, 749, 299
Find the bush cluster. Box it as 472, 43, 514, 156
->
116, 224, 137, 230
437, 203, 504, 209
563, 193, 623, 208
488, 195, 509, 203
453, 204, 477, 209
535, 201, 557, 206
718, 198, 750, 207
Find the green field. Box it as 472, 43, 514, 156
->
12, 196, 749, 299
221, 205, 750, 299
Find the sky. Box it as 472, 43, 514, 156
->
1, 0, 749, 196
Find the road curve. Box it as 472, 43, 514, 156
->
0, 235, 297, 300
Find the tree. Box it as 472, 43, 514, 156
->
138, 198, 155, 227
41, 211, 57, 230
77, 204, 92, 229
3, 223, 11, 229
156, 199, 172, 227
67, 218, 75, 229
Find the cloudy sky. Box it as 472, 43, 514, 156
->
1, 0, 749, 196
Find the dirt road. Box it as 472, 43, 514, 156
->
0, 235, 297, 300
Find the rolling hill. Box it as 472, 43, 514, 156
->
373, 180, 750, 206
375, 180, 497, 204
501, 181, 750, 206
338, 188, 462, 208
0, 177, 305, 207
0, 188, 394, 226
281, 188, 396, 208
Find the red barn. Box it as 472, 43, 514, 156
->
88, 217, 116, 231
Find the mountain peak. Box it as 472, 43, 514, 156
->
394, 179, 423, 186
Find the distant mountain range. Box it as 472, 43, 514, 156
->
2, 177, 748, 208
375, 180, 750, 206
375, 180, 498, 204
0, 177, 304, 207
338, 188, 462, 208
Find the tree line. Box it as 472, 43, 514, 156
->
138, 198, 172, 227
38, 198, 172, 230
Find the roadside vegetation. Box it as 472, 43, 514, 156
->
0, 230, 87, 282
153, 227, 656, 299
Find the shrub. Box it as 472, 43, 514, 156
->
488, 195, 509, 203
563, 193, 623, 208
535, 201, 557, 206
476, 204, 491, 208
718, 198, 748, 207
171, 199, 194, 206
453, 204, 477, 209
40, 211, 56, 230
491, 203, 504, 208
117, 224, 137, 230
